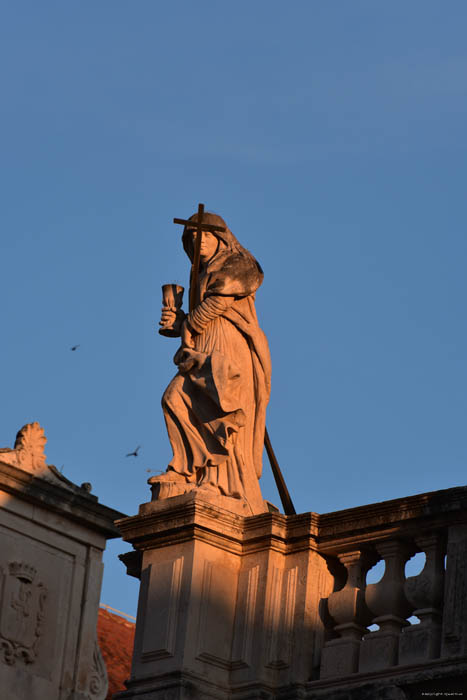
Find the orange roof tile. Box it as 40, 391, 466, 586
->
97, 607, 135, 699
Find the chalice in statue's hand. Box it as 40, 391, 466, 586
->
159, 284, 185, 337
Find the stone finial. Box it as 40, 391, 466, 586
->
14, 422, 47, 471
1, 422, 92, 491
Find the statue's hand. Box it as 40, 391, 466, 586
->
173, 347, 205, 373
160, 306, 176, 328
159, 307, 185, 335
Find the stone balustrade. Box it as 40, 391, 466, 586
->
318, 485, 467, 687
118, 485, 467, 698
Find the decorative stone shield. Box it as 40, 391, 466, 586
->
0, 561, 47, 665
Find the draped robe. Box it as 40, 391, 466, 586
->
162, 232, 271, 515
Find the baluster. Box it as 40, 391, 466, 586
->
441, 524, 467, 658
399, 533, 445, 664
320, 550, 376, 678
359, 539, 415, 672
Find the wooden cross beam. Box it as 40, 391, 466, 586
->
173, 203, 226, 312
173, 203, 296, 516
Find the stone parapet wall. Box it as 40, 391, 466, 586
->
318, 485, 467, 687
116, 485, 467, 698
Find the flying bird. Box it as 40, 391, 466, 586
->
70, 345, 80, 351
126, 445, 141, 457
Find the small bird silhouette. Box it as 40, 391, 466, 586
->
126, 445, 141, 457
70, 344, 80, 351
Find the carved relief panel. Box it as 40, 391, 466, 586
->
265, 566, 298, 669
0, 561, 48, 666
141, 557, 184, 662
196, 560, 239, 670
0, 524, 75, 689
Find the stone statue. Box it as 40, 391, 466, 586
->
154, 211, 271, 515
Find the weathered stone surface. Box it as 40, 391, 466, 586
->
0, 423, 125, 700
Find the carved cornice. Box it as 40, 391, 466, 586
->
116, 486, 467, 562
116, 492, 320, 556
0, 459, 125, 540
317, 485, 467, 554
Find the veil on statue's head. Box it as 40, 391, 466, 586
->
182, 211, 264, 298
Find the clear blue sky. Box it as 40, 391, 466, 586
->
1, 1, 466, 616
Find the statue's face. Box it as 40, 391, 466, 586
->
192, 230, 218, 262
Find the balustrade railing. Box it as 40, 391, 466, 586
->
317, 486, 467, 681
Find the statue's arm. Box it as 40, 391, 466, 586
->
159, 293, 233, 339
188, 295, 235, 334
176, 295, 235, 355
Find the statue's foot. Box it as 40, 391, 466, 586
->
148, 471, 195, 501
148, 470, 187, 485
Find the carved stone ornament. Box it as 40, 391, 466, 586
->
14, 422, 47, 471
89, 637, 109, 700
0, 422, 48, 474
0, 561, 48, 666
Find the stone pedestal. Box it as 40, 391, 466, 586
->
116, 491, 333, 699
320, 635, 359, 679
399, 614, 442, 665
0, 423, 125, 700
359, 617, 408, 672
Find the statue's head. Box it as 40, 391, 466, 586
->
188, 229, 219, 262
182, 212, 229, 263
